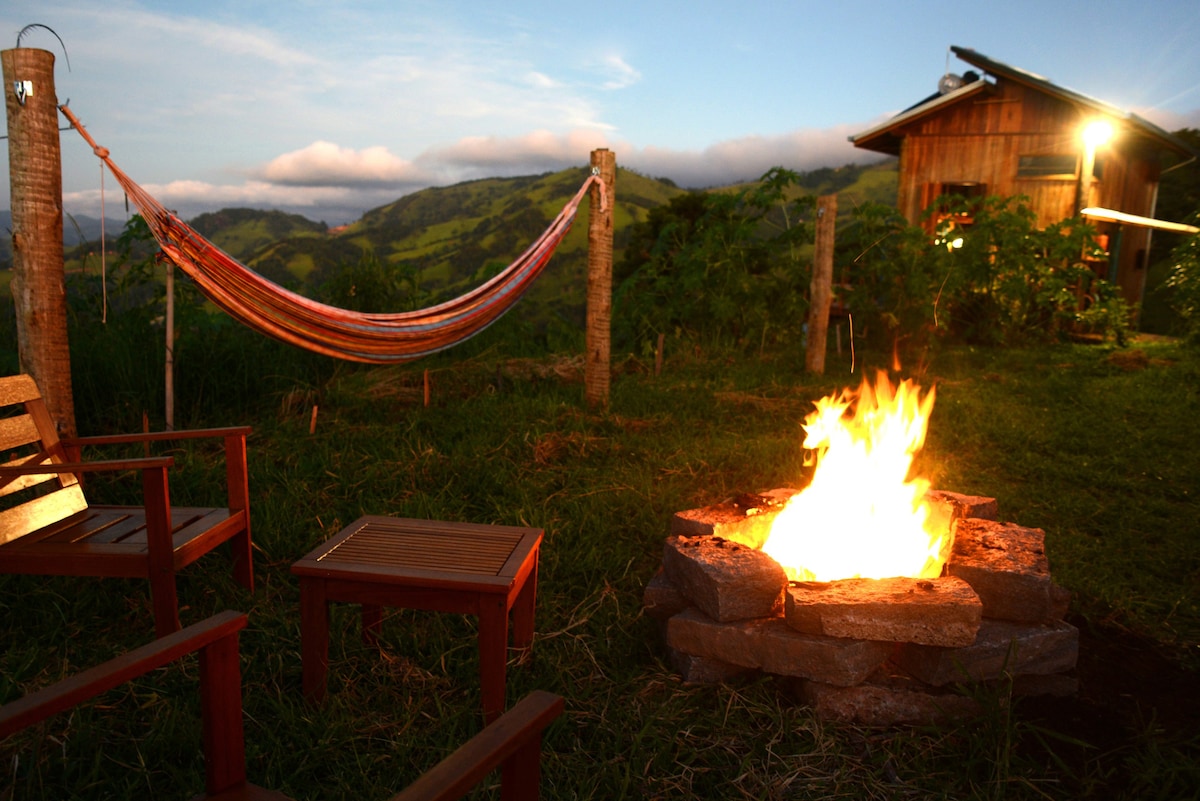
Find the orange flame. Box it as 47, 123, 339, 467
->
761, 371, 948, 582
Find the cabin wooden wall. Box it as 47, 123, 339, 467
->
892, 78, 1165, 311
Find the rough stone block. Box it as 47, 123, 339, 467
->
668, 647, 755, 684
894, 617, 1079, 686
665, 607, 892, 686
799, 668, 982, 726
785, 576, 982, 647
661, 535, 786, 622
670, 489, 798, 549
926, 490, 999, 522
948, 519, 1065, 622
642, 569, 690, 622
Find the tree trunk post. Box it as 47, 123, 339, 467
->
805, 193, 837, 375
2, 47, 75, 436
585, 149, 615, 409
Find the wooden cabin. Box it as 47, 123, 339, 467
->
851, 45, 1197, 316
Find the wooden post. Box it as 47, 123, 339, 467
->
585, 149, 615, 409
805, 193, 837, 375
2, 48, 75, 436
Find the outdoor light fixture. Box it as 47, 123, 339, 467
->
1076, 118, 1115, 214
1081, 119, 1114, 149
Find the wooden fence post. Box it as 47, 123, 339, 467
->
805, 193, 837, 375
585, 149, 615, 409
2, 47, 75, 436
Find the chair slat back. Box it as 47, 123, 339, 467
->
0, 375, 89, 545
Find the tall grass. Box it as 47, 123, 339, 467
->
2, 334, 1198, 799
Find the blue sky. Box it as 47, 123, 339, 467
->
3, 0, 1199, 224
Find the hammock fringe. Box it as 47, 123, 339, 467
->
59, 104, 605, 364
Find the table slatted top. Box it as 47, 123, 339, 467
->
292, 516, 541, 583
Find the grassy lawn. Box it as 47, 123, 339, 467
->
2, 338, 1198, 799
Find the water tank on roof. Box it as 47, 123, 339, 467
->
938, 73, 964, 94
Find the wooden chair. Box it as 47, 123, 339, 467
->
0, 610, 564, 800
0, 373, 254, 637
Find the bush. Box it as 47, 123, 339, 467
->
614, 168, 815, 355
1164, 216, 1200, 344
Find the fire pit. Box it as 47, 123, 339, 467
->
643, 374, 1079, 726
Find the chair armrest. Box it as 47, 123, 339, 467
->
0, 456, 174, 476
64, 426, 252, 447
0, 611, 247, 738
388, 690, 564, 801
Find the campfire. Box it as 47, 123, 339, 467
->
761, 372, 947, 583
644, 373, 1078, 726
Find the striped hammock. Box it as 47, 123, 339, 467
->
61, 105, 605, 363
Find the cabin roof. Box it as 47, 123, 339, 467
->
851, 45, 1197, 160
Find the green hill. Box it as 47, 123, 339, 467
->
234, 166, 689, 330
189, 208, 328, 257
4, 160, 899, 328
226, 161, 897, 329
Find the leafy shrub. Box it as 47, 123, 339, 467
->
833, 201, 951, 357
317, 249, 425, 314
835, 193, 1130, 353
1164, 215, 1200, 344
614, 168, 815, 354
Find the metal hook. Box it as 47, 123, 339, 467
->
15, 24, 71, 71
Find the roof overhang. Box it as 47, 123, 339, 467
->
850, 79, 991, 156
949, 46, 1196, 161
850, 46, 1199, 163
1082, 207, 1199, 234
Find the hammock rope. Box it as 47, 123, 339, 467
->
59, 104, 607, 363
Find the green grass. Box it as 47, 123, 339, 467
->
2, 339, 1199, 799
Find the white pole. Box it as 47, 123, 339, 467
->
165, 259, 175, 430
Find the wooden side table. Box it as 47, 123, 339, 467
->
291, 516, 542, 722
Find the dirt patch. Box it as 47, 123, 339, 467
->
1016, 614, 1200, 779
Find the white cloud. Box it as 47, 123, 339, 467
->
59, 121, 889, 225
599, 54, 642, 91
63, 178, 406, 224
526, 71, 562, 89
256, 141, 434, 188
418, 129, 614, 176
619, 123, 883, 187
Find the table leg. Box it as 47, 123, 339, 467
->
511, 552, 538, 654
477, 595, 509, 724
299, 577, 330, 703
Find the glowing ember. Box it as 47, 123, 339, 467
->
761, 371, 949, 582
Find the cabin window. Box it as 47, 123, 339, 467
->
935, 182, 986, 225
1017, 154, 1077, 178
